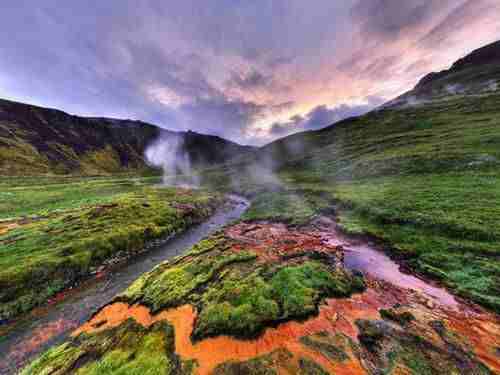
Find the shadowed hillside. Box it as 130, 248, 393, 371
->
0, 99, 254, 175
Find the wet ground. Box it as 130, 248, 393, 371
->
71, 216, 500, 374
0, 195, 249, 375
3, 206, 500, 374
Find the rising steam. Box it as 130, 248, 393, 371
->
145, 132, 199, 187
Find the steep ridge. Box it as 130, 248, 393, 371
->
385, 39, 500, 108
0, 99, 254, 175
200, 40, 500, 312
259, 39, 500, 165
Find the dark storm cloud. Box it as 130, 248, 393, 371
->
269, 97, 385, 139
0, 0, 498, 145
227, 70, 271, 91
351, 0, 437, 39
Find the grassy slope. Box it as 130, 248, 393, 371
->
0, 177, 222, 320
274, 93, 500, 311
0, 98, 255, 176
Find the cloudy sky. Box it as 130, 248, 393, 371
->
1, 1, 499, 145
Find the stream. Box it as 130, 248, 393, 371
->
0, 198, 470, 374
0, 195, 249, 375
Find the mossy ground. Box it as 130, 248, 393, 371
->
118, 230, 364, 341
355, 319, 492, 374
22, 222, 365, 374
205, 93, 500, 313
21, 319, 194, 375
0, 176, 222, 320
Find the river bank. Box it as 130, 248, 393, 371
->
22, 212, 500, 374
0, 196, 249, 375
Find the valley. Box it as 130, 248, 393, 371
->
1, 40, 500, 374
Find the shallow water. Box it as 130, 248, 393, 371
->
343, 239, 459, 308
0, 195, 249, 375
1, 204, 470, 374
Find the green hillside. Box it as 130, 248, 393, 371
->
276, 94, 500, 311
201, 41, 500, 312
0, 99, 253, 176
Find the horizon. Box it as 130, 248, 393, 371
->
1, 1, 499, 145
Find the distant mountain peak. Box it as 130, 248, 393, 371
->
385, 39, 500, 108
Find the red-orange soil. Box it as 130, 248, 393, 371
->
0, 222, 19, 235
225, 221, 344, 263
70, 219, 500, 374
74, 275, 500, 374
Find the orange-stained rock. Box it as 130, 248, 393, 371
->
73, 272, 500, 375
225, 222, 343, 263
0, 222, 20, 236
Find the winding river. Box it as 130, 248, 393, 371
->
1, 196, 494, 374
0, 196, 249, 375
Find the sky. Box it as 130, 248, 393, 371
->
1, 1, 499, 145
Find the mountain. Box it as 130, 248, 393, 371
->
385, 39, 500, 108
0, 99, 254, 175
202, 40, 500, 312
258, 40, 500, 166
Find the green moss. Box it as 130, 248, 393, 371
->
119, 250, 257, 313
0, 177, 222, 319
213, 349, 293, 375
297, 358, 329, 375
194, 268, 280, 339
355, 319, 493, 375
270, 262, 365, 317
22, 319, 195, 375
193, 261, 365, 340
380, 309, 415, 326
77, 324, 175, 375
299, 332, 350, 362
21, 342, 84, 375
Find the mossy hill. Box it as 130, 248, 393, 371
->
0, 99, 254, 175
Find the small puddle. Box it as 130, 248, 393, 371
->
0, 195, 249, 375
343, 242, 459, 308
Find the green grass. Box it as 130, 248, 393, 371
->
0, 175, 161, 219
22, 319, 193, 375
242, 191, 316, 225
0, 177, 221, 319
266, 94, 500, 312
281, 172, 500, 311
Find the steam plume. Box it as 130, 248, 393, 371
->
145, 132, 199, 187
